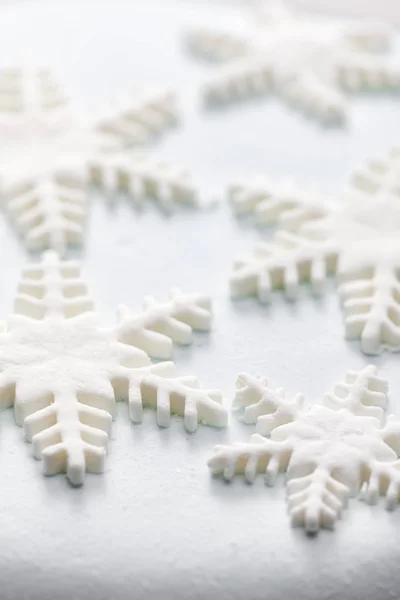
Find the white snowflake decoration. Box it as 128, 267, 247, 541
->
0, 251, 227, 485
0, 65, 182, 253
208, 365, 400, 533
229, 147, 400, 354
185, 0, 400, 124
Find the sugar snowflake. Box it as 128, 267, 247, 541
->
0, 65, 183, 253
0, 251, 227, 485
229, 147, 400, 354
185, 0, 400, 124
208, 365, 400, 533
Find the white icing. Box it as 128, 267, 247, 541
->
0, 251, 226, 485
185, 0, 400, 124
230, 148, 400, 354
209, 365, 400, 533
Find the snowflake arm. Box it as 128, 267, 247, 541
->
230, 232, 337, 302
202, 57, 273, 106
184, 29, 250, 63
336, 48, 400, 92
208, 433, 292, 484
233, 372, 304, 435
287, 465, 349, 532
128, 362, 226, 433
116, 289, 212, 359
23, 383, 113, 486
92, 89, 179, 147
323, 365, 387, 420
88, 153, 201, 211
201, 58, 346, 124
3, 175, 88, 254
338, 263, 400, 355
361, 458, 400, 509
282, 71, 347, 123
228, 174, 331, 229
334, 149, 400, 353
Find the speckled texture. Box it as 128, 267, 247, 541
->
0, 1, 399, 599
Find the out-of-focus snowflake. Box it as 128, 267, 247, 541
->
0, 64, 183, 253
229, 147, 400, 354
185, 0, 400, 124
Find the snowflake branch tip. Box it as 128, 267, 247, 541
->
230, 235, 335, 302
93, 89, 179, 147
88, 153, 201, 212
208, 434, 287, 484
323, 365, 387, 420
128, 363, 227, 432
116, 290, 212, 359
233, 372, 303, 434
14, 251, 93, 320
3, 174, 88, 254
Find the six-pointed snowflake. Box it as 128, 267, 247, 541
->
0, 65, 186, 253
0, 251, 227, 485
208, 365, 400, 533
185, 0, 400, 124
229, 147, 400, 354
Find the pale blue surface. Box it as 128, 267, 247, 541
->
0, 1, 399, 599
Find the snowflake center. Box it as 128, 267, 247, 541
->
11, 318, 113, 368
301, 407, 369, 443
